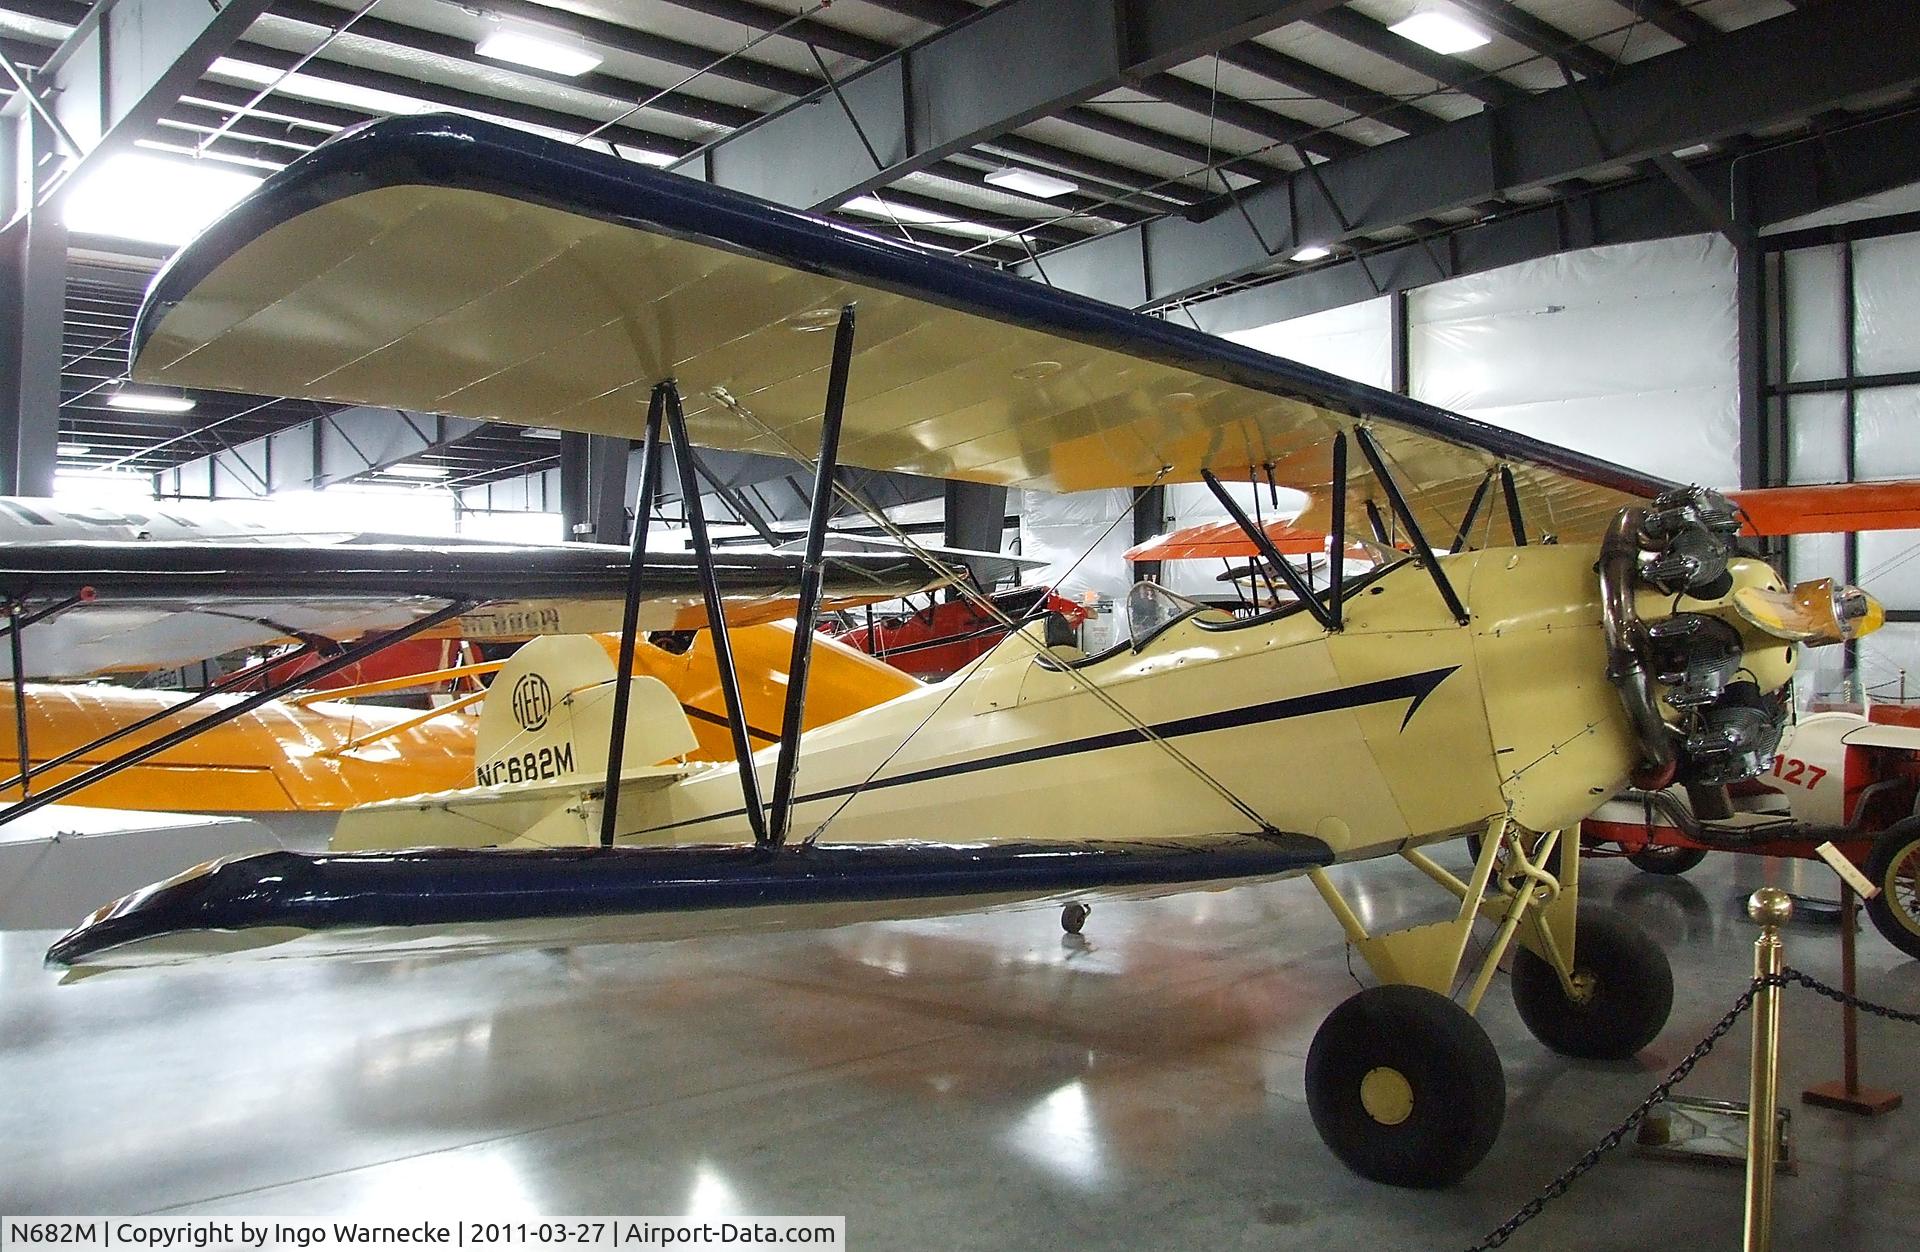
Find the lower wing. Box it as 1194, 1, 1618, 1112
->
47, 835, 1331, 974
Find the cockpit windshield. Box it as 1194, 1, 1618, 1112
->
1126, 582, 1210, 649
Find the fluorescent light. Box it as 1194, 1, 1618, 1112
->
380, 463, 451, 479
107, 390, 196, 414
64, 153, 261, 247
984, 167, 1078, 199
619, 147, 678, 168
1290, 243, 1333, 262
1389, 11, 1491, 54
842, 195, 1005, 240
477, 28, 603, 77
1671, 142, 1715, 160
56, 443, 91, 456
521, 428, 563, 440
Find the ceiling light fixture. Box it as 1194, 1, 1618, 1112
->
521, 428, 563, 440
56, 443, 91, 456
380, 463, 452, 479
1290, 243, 1333, 262
476, 27, 603, 77
64, 153, 262, 247
1389, 10, 1491, 55
983, 167, 1078, 199
107, 390, 196, 414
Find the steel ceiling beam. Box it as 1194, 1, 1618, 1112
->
1307, 8, 1519, 108
1219, 40, 1445, 138
478, 0, 821, 97
26, 0, 275, 202
1047, 103, 1288, 186
264, 0, 761, 134
1178, 104, 1920, 334
1605, 0, 1719, 46
671, 0, 1347, 208
658, 0, 893, 62
1018, 0, 1920, 307
1448, 0, 1617, 80
156, 406, 487, 499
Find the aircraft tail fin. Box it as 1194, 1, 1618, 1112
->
474, 635, 697, 788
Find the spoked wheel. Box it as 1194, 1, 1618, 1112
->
1511, 906, 1673, 1059
1626, 842, 1708, 876
1304, 985, 1505, 1188
1060, 902, 1090, 935
1864, 819, 1920, 961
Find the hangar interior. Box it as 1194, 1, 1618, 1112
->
1, 0, 1918, 1246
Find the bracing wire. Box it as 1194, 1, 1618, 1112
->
702, 388, 1278, 839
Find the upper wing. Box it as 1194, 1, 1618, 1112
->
1730, 481, 1920, 536
1125, 519, 1334, 562
130, 115, 1669, 546
0, 540, 941, 679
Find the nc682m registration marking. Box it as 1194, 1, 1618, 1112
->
476, 743, 575, 786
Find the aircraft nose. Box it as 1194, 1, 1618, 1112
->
1602, 487, 1805, 790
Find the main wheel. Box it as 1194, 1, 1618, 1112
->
1511, 906, 1673, 1059
1060, 902, 1090, 935
1627, 842, 1707, 876
1864, 819, 1920, 961
1304, 985, 1505, 1188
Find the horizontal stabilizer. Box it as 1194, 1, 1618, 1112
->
48, 834, 1331, 972
330, 764, 694, 851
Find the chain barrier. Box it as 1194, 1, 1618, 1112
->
1462, 968, 1916, 1251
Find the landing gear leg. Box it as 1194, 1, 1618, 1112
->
1303, 817, 1614, 1186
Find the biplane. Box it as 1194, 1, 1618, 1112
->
22, 115, 1886, 1187
0, 506, 975, 810
821, 582, 1088, 680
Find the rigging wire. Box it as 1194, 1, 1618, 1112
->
705, 388, 1277, 838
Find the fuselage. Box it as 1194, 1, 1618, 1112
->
611, 545, 1629, 859
347, 542, 1792, 864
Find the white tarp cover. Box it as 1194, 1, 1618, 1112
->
1409, 235, 1739, 486
1224, 298, 1394, 390
1784, 245, 1846, 384
1019, 487, 1135, 619
1139, 236, 1739, 588
1765, 178, 1920, 237
1854, 234, 1920, 377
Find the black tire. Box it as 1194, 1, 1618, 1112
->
1627, 842, 1708, 876
1060, 902, 1090, 935
1864, 819, 1920, 962
1304, 985, 1505, 1188
1512, 907, 1673, 1059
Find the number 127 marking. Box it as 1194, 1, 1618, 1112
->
1773, 757, 1827, 788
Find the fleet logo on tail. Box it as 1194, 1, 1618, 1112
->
511, 672, 552, 731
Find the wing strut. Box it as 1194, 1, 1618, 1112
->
664, 381, 770, 846
598, 383, 668, 848
1450, 471, 1496, 554
1327, 434, 1348, 630
1355, 428, 1471, 626
0, 634, 326, 796
0, 588, 92, 641
1201, 470, 1336, 632
767, 304, 857, 849
7, 602, 27, 798
1499, 465, 1529, 546
0, 599, 471, 828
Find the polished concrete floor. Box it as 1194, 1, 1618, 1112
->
2, 846, 1915, 1248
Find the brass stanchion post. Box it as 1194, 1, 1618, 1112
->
1744, 887, 1792, 1252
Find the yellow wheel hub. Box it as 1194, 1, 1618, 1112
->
1360, 1066, 1415, 1126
